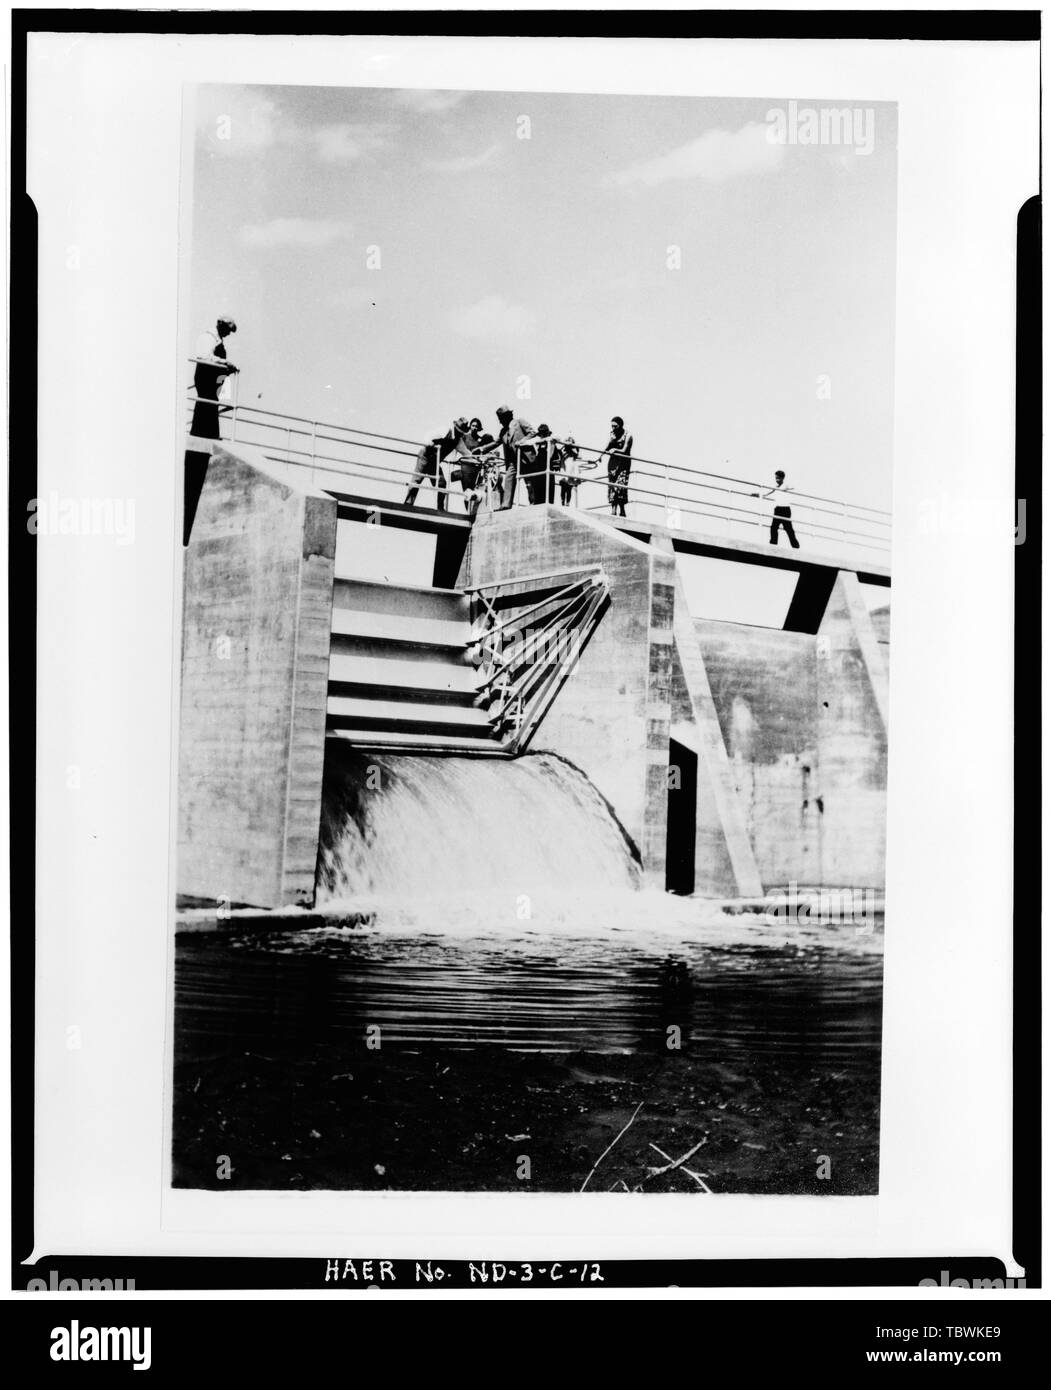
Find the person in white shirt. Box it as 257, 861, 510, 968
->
191, 316, 239, 440
185, 315, 238, 547
404, 417, 473, 513
553, 433, 579, 506
492, 405, 537, 510
753, 469, 800, 548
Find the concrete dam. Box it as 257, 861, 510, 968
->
176, 444, 889, 912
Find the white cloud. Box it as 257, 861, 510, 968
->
196, 89, 281, 156
425, 142, 502, 175
312, 122, 391, 163
195, 89, 391, 167
393, 89, 468, 115
239, 218, 353, 249
609, 122, 784, 187
448, 294, 536, 338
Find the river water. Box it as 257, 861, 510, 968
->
176, 904, 883, 1059
173, 749, 883, 1192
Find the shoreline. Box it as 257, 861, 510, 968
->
172, 1042, 881, 1196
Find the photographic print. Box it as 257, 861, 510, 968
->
172, 81, 895, 1197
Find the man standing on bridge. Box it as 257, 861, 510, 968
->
185, 314, 239, 546
404, 417, 473, 512
753, 469, 800, 548
493, 404, 537, 510
525, 423, 557, 505
191, 315, 239, 440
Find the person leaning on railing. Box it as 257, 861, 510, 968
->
191, 315, 239, 440
404, 416, 473, 513
456, 418, 496, 518
493, 404, 537, 510
555, 435, 583, 505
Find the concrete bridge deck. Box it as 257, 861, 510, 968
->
326, 485, 891, 600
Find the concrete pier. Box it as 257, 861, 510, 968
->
697, 577, 888, 890
461, 505, 678, 888
177, 447, 337, 908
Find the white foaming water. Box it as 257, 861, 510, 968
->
316, 752, 641, 922
306, 749, 884, 950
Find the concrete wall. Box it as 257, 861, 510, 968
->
814, 572, 888, 886
461, 505, 888, 896
177, 447, 337, 908
697, 620, 823, 886
870, 602, 891, 668
697, 572, 888, 889
668, 574, 765, 898
461, 505, 674, 887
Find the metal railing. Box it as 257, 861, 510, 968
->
185, 370, 891, 558
464, 567, 611, 753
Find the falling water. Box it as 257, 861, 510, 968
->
315, 747, 641, 926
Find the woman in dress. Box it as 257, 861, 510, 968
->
602, 416, 633, 518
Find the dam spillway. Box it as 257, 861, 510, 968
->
315, 748, 640, 909
176, 443, 889, 913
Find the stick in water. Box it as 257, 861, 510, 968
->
580, 1100, 645, 1192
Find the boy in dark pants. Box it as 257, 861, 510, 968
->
753, 470, 800, 548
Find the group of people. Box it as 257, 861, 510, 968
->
402, 411, 802, 545
189, 316, 801, 547
404, 408, 635, 520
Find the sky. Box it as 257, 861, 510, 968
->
188, 84, 898, 512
